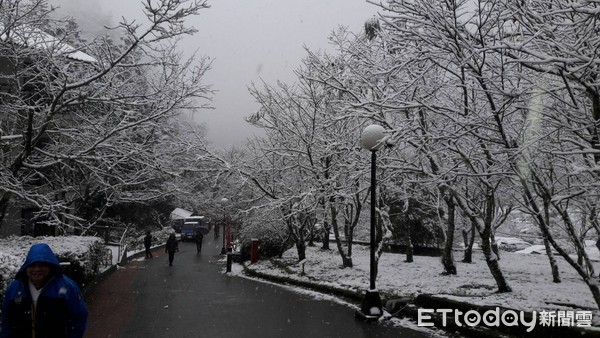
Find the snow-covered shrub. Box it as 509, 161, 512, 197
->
0, 252, 22, 295
0, 235, 104, 293
238, 226, 292, 261
152, 227, 176, 243
54, 239, 106, 287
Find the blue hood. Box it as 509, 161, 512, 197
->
16, 243, 62, 279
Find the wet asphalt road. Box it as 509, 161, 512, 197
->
85, 235, 436, 338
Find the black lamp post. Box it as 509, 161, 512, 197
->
355, 124, 387, 322
220, 197, 228, 255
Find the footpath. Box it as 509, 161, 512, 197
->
82, 241, 166, 299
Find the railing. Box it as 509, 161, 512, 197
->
102, 248, 113, 267
117, 228, 128, 266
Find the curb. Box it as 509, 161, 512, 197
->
243, 264, 364, 303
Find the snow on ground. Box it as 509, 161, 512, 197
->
247, 244, 600, 325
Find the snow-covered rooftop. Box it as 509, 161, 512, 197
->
170, 208, 193, 220
0, 24, 97, 63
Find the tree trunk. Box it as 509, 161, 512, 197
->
321, 220, 330, 250
490, 233, 500, 261
543, 236, 561, 283
405, 220, 413, 263
341, 255, 352, 268
278, 234, 292, 258
286, 214, 306, 262
538, 198, 561, 282
585, 277, 600, 312
347, 226, 354, 261
307, 234, 315, 247
331, 204, 352, 268
344, 217, 349, 238
0, 193, 12, 231
345, 193, 362, 269
442, 196, 457, 275
462, 226, 469, 247
462, 225, 475, 263
480, 230, 512, 293
296, 240, 306, 261
307, 220, 316, 247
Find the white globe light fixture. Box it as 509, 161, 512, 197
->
361, 124, 386, 151
356, 124, 385, 322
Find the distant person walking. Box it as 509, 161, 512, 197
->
144, 231, 153, 259
165, 233, 179, 266
1, 243, 88, 338
196, 231, 204, 254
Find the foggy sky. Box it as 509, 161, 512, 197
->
50, 0, 380, 148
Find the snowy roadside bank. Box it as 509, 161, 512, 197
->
0, 234, 172, 301
243, 245, 600, 337
0, 235, 105, 294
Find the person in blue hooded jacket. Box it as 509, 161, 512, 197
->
1, 243, 88, 338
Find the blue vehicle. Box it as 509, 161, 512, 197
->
181, 216, 205, 242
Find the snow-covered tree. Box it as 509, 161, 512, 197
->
492, 0, 600, 306
287, 1, 519, 292
366, 0, 600, 306
0, 0, 212, 233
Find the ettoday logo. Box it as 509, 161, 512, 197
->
417, 308, 593, 332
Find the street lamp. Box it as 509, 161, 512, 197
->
355, 124, 388, 322
220, 197, 228, 255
